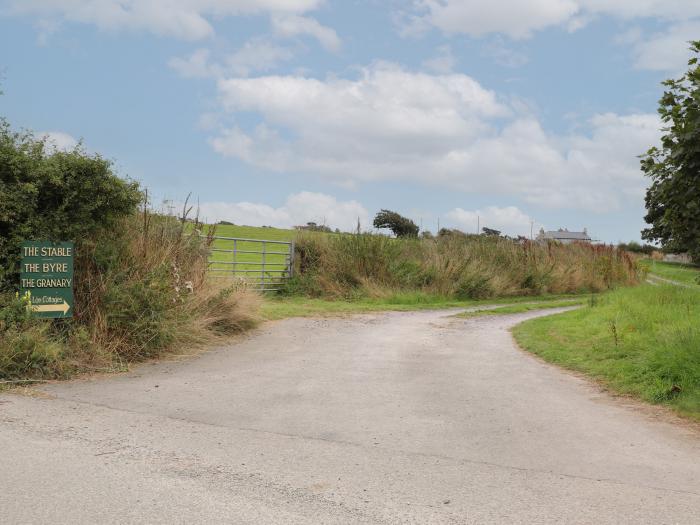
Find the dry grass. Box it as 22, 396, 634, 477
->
290, 232, 641, 299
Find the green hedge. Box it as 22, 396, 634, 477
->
0, 118, 142, 291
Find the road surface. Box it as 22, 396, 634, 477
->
1, 308, 699, 523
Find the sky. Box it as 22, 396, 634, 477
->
0, 0, 697, 242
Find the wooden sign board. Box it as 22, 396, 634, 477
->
20, 241, 74, 319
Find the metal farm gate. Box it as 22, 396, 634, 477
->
207, 236, 295, 292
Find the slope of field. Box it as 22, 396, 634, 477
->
209, 224, 297, 242
513, 284, 700, 421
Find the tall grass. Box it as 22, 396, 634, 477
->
0, 209, 260, 381
290, 232, 641, 299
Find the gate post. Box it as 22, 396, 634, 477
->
289, 240, 295, 278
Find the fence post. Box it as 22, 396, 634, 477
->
289, 240, 295, 278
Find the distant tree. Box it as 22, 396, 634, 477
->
420, 230, 434, 240
641, 42, 700, 262
618, 241, 656, 255
438, 228, 470, 239
296, 222, 333, 233
373, 209, 419, 238
217, 220, 234, 226
481, 227, 501, 237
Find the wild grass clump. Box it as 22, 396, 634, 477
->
73, 208, 261, 363
0, 293, 64, 380
290, 231, 640, 299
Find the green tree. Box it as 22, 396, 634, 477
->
373, 209, 419, 238
641, 42, 700, 261
0, 118, 143, 290
481, 227, 501, 237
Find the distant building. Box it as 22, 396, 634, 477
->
663, 253, 692, 264
537, 228, 591, 244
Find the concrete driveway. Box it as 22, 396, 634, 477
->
1, 308, 699, 523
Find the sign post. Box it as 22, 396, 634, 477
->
20, 241, 74, 319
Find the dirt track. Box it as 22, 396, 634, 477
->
1, 308, 699, 523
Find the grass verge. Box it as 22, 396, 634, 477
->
261, 292, 587, 320
453, 298, 587, 318
513, 284, 700, 421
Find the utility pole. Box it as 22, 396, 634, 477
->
530, 220, 534, 240
477, 215, 480, 235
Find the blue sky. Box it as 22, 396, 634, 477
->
1, 1, 698, 241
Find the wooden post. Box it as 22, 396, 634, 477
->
289, 241, 295, 278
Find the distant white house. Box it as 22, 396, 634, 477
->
537, 228, 592, 244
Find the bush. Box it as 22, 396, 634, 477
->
0, 119, 261, 381
618, 241, 656, 255
455, 274, 494, 300
0, 118, 143, 291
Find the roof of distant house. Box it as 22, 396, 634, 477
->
538, 228, 591, 241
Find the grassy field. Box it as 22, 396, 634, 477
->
262, 293, 590, 320
513, 284, 700, 421
641, 259, 700, 285
209, 223, 297, 242
202, 224, 297, 285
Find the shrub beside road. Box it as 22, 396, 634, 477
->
0, 122, 258, 383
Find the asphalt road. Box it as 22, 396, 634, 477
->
1, 308, 699, 524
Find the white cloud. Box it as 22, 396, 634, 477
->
402, 0, 700, 39
422, 45, 455, 73
625, 21, 700, 72
482, 37, 529, 68
6, 0, 324, 40
271, 14, 341, 51
226, 39, 296, 76
406, 0, 579, 39
169, 40, 295, 79
36, 131, 78, 151
209, 63, 661, 212
579, 0, 700, 20
446, 206, 541, 237
196, 191, 369, 231
168, 48, 222, 78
